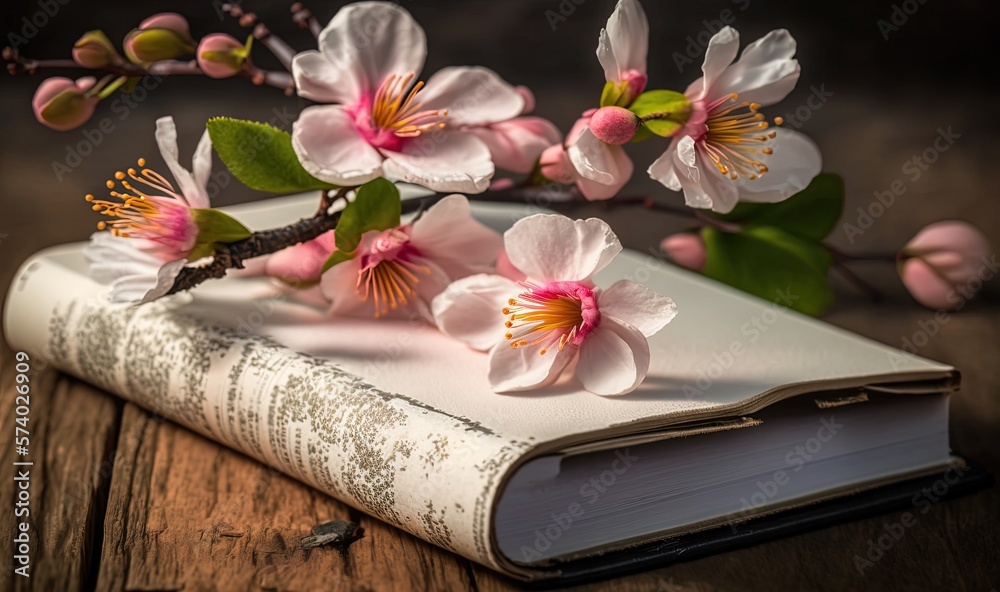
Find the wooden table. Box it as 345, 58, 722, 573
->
1, 88, 998, 591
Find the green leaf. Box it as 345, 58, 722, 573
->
701, 225, 835, 316
600, 81, 627, 108
321, 178, 402, 272
321, 250, 356, 273
627, 90, 692, 137
712, 173, 845, 241
206, 117, 338, 193
190, 208, 252, 244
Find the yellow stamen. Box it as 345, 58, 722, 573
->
703, 93, 782, 180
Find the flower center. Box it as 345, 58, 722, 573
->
367, 73, 447, 142
701, 93, 782, 181
356, 228, 429, 317
502, 281, 600, 355
85, 157, 196, 257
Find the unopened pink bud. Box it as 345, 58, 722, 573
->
899, 220, 992, 310
72, 30, 119, 68
661, 233, 707, 271
620, 69, 647, 104
124, 13, 195, 64
589, 106, 639, 145
138, 13, 192, 38
32, 77, 99, 131
197, 33, 248, 79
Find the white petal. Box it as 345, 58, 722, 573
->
598, 280, 678, 337
409, 195, 503, 279
191, 128, 213, 202
488, 341, 576, 393
418, 66, 524, 126
578, 318, 650, 396
154, 116, 205, 208
319, 255, 368, 317
432, 274, 519, 351
686, 26, 740, 101
504, 214, 622, 283
568, 127, 632, 185
709, 29, 799, 106
381, 133, 494, 193
291, 50, 359, 104
735, 129, 822, 204
647, 140, 683, 192
137, 259, 187, 304
597, 0, 649, 82
469, 116, 562, 174
291, 105, 385, 186
412, 257, 455, 321
315, 1, 426, 99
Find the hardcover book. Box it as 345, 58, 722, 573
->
3, 193, 981, 582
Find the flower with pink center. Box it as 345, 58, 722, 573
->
647, 27, 822, 214
433, 214, 677, 396
320, 194, 502, 318
83, 116, 216, 304
290, 2, 529, 193
899, 221, 993, 310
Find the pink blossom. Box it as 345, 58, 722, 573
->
320, 195, 502, 318
648, 27, 821, 213
899, 221, 992, 310
197, 33, 248, 79
291, 2, 529, 192
660, 233, 707, 271
433, 214, 677, 396
541, 116, 633, 200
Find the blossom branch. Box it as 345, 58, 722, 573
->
220, 3, 298, 70
291, 2, 323, 38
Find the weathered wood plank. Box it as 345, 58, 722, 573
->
96, 403, 478, 591
0, 342, 121, 592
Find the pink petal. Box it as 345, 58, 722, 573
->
504, 214, 622, 283
432, 274, 519, 351
419, 66, 524, 126
900, 258, 960, 311
577, 318, 650, 396
265, 231, 336, 283
686, 26, 740, 101
487, 341, 576, 393
409, 195, 502, 279
598, 280, 678, 337
470, 116, 562, 174
708, 29, 799, 107
596, 0, 649, 82
381, 132, 493, 193
313, 2, 427, 102
291, 50, 358, 104
291, 105, 385, 186
319, 255, 368, 316
139, 13, 190, 37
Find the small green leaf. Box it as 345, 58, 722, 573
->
600, 81, 627, 108
628, 90, 692, 137
713, 173, 845, 241
190, 208, 252, 244
701, 226, 834, 316
321, 249, 356, 273
206, 117, 338, 193
631, 124, 654, 143
334, 178, 401, 253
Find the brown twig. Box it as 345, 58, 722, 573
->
221, 4, 298, 70
291, 2, 323, 39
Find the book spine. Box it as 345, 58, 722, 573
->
3, 254, 525, 573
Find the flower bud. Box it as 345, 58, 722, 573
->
899, 221, 992, 310
72, 30, 120, 68
590, 106, 640, 145
124, 12, 196, 64
196, 33, 250, 79
661, 232, 706, 271
32, 77, 99, 131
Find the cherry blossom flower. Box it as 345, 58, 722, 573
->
899, 221, 993, 310
541, 115, 634, 201
320, 195, 502, 318
433, 214, 677, 396
83, 116, 215, 304
290, 1, 528, 193
647, 27, 821, 213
